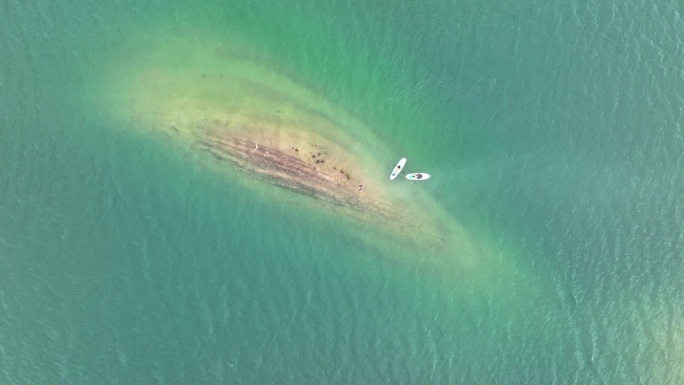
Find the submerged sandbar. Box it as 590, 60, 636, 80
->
94, 33, 479, 266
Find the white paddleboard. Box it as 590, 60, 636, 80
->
406, 172, 431, 181
390, 158, 407, 180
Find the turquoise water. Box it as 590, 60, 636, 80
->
2, 0, 683, 383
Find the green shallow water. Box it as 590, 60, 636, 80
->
2, 0, 684, 384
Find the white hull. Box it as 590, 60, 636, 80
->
406, 173, 431, 181
390, 158, 407, 180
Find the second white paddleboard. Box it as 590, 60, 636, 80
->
406, 172, 431, 181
